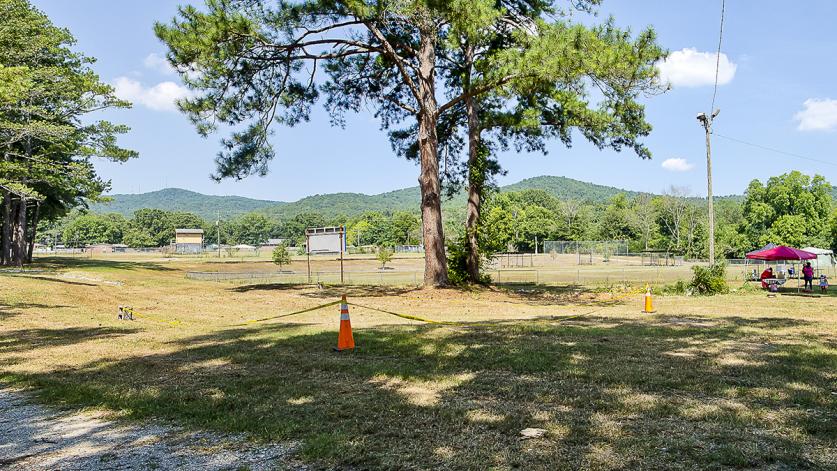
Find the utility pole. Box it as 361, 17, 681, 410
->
697, 109, 719, 264
699, 0, 725, 266
216, 210, 221, 258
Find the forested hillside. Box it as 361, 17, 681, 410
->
43, 171, 837, 257
90, 188, 281, 219
503, 176, 644, 200
261, 188, 422, 220
91, 176, 657, 219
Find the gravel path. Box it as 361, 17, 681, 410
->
0, 387, 307, 470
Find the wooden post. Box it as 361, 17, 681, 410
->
339, 227, 344, 285
306, 232, 311, 284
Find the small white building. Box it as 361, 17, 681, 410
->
175, 228, 204, 254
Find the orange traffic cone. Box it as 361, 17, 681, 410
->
643, 286, 656, 313
335, 294, 355, 351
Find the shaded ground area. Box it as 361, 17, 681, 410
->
2, 257, 836, 469
0, 387, 306, 470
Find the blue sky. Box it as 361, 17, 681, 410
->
31, 0, 837, 201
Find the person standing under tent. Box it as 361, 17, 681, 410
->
802, 262, 814, 291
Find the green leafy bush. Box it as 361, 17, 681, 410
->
689, 263, 729, 295
660, 280, 688, 295
446, 236, 492, 285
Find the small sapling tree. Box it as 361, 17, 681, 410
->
377, 247, 394, 269
272, 243, 291, 271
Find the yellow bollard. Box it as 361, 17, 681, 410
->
643, 286, 656, 313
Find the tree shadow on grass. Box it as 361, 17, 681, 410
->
229, 283, 423, 299
31, 257, 176, 272
0, 275, 98, 287
0, 327, 140, 354
495, 283, 644, 307
5, 316, 835, 469
0, 302, 72, 321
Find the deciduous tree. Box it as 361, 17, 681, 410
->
272, 242, 291, 270
741, 171, 832, 249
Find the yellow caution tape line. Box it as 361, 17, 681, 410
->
235, 300, 342, 326
232, 285, 650, 328
348, 302, 460, 325
351, 286, 648, 327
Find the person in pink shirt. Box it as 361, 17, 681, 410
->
802, 262, 814, 291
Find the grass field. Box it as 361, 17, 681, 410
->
65, 250, 781, 287
2, 256, 836, 469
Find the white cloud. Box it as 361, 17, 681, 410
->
113, 77, 191, 112
143, 52, 175, 75
661, 158, 694, 172
656, 48, 737, 88
794, 98, 837, 131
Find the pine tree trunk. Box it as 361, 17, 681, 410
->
463, 43, 482, 283
416, 29, 447, 287
12, 197, 27, 267
1, 190, 9, 266
27, 201, 40, 263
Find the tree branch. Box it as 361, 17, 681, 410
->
438, 73, 526, 116
363, 21, 421, 103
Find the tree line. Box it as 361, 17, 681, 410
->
40, 171, 837, 261
39, 208, 423, 250
467, 171, 837, 260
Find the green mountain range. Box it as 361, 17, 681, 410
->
90, 188, 281, 219
89, 175, 836, 220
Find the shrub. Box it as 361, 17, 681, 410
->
446, 235, 492, 285
660, 280, 688, 295
689, 263, 729, 295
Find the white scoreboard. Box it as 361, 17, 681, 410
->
305, 226, 345, 254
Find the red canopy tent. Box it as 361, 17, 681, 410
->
745, 246, 816, 261
745, 245, 816, 292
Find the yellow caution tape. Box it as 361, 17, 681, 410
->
235, 300, 342, 326
230, 285, 650, 329
348, 302, 460, 325
351, 286, 648, 327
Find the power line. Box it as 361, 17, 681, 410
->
713, 132, 837, 168
709, 0, 726, 114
